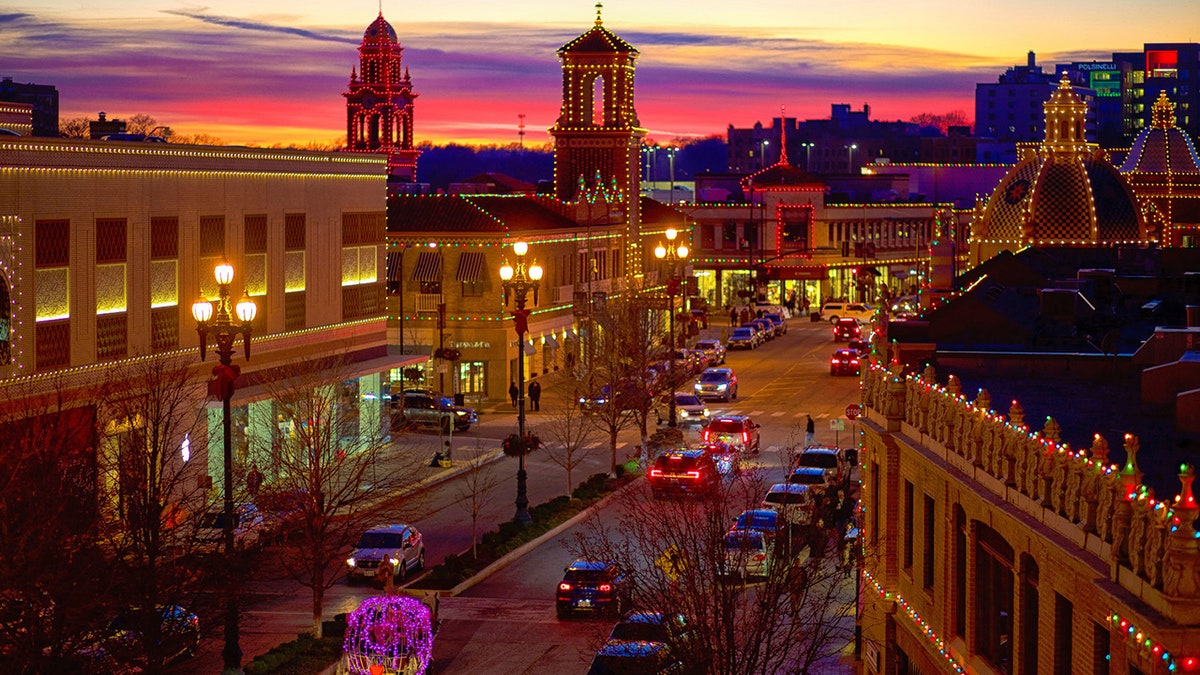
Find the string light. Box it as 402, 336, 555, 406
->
343, 595, 434, 674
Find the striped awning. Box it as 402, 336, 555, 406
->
410, 251, 442, 282
455, 252, 486, 282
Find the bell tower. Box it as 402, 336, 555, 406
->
550, 4, 647, 278
344, 13, 420, 184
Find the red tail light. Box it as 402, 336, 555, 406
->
754, 554, 766, 561
598, 583, 612, 593
558, 582, 572, 592
851, 359, 859, 365
685, 471, 700, 480
742, 431, 749, 443
649, 469, 664, 478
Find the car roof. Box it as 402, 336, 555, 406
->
833, 349, 858, 356
596, 639, 667, 658
791, 467, 827, 477
660, 449, 707, 460
769, 482, 812, 494
737, 508, 778, 520
364, 524, 414, 534
711, 415, 750, 424
620, 610, 673, 625
799, 446, 839, 456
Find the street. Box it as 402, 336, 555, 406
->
170, 313, 864, 674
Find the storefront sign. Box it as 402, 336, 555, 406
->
449, 341, 491, 350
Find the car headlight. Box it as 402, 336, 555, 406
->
346, 557, 356, 567
716, 384, 727, 390
389, 557, 400, 566
456, 410, 466, 417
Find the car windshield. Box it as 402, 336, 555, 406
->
765, 491, 809, 505
732, 328, 753, 337
799, 453, 839, 469
355, 532, 403, 549
609, 621, 667, 642
699, 372, 729, 383
735, 512, 776, 529
675, 394, 703, 406
725, 532, 764, 549
707, 419, 743, 433
790, 472, 825, 484
564, 568, 608, 583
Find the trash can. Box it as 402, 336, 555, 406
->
454, 393, 465, 406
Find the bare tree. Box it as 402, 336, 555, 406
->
58, 116, 90, 138
537, 401, 600, 495
452, 448, 504, 559
124, 113, 159, 136
246, 356, 426, 638
567, 467, 858, 675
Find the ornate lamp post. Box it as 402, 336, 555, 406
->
654, 228, 689, 428
191, 262, 256, 675
499, 242, 542, 525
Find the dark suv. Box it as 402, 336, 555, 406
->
391, 391, 477, 432
557, 560, 630, 619
702, 415, 761, 454
648, 450, 721, 498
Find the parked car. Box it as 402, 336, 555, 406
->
345, 524, 425, 584
664, 392, 710, 427
698, 441, 739, 475
692, 339, 726, 366
833, 318, 861, 342
671, 348, 704, 375
693, 367, 738, 402
730, 508, 779, 542
727, 327, 757, 350
762, 482, 817, 528
702, 415, 760, 454
788, 466, 832, 496
762, 312, 787, 335
722, 529, 772, 580
648, 450, 722, 498
557, 559, 631, 619
830, 349, 861, 376
739, 321, 767, 345
99, 605, 200, 667
749, 317, 778, 339
392, 390, 477, 432
194, 503, 264, 553
819, 301, 875, 324
587, 611, 701, 675
846, 339, 871, 357
793, 446, 849, 485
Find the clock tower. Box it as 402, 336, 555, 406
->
345, 13, 420, 185
550, 4, 647, 279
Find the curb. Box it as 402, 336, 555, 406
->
442, 475, 645, 597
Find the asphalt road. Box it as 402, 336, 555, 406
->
169, 313, 862, 674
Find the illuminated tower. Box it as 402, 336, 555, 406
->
550, 4, 647, 278
344, 13, 420, 184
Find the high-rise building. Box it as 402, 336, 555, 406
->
1113, 43, 1200, 146
975, 52, 1058, 163
0, 76, 58, 137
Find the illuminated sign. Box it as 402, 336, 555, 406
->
1078, 62, 1116, 71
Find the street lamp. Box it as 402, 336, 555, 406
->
759, 139, 770, 170
498, 242, 542, 525
667, 146, 678, 204
654, 228, 689, 428
846, 143, 858, 173
191, 262, 256, 675
801, 142, 815, 172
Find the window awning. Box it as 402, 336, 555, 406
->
564, 329, 577, 340
544, 335, 560, 348
410, 251, 442, 282
455, 251, 486, 282
523, 341, 536, 355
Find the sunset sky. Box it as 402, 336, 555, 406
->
2, 1, 1195, 147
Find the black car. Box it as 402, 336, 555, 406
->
557, 560, 631, 619
833, 318, 861, 342
391, 391, 477, 432
830, 349, 861, 376
648, 450, 721, 498
586, 639, 688, 674
100, 605, 200, 668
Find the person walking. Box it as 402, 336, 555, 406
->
805, 414, 815, 448
508, 380, 519, 408
527, 379, 542, 412
246, 462, 263, 500
729, 306, 738, 327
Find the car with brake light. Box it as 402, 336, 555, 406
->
846, 338, 871, 357
833, 318, 861, 342
557, 559, 630, 619
702, 415, 760, 454
345, 524, 424, 584
830, 349, 861, 376
693, 367, 738, 402
648, 450, 721, 498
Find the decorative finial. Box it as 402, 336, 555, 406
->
1151, 91, 1177, 129
1042, 416, 1061, 443
975, 388, 991, 414
1090, 433, 1109, 465
1122, 433, 1143, 484
1008, 400, 1025, 428
1178, 464, 1196, 509
595, 1, 603, 25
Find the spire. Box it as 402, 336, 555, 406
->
595, 1, 603, 25
1151, 90, 1177, 129
778, 105, 789, 166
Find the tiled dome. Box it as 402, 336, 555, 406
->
1120, 91, 1200, 175
364, 14, 398, 45
974, 77, 1145, 254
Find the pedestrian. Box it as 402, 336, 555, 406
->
375, 557, 395, 595
421, 592, 441, 635
508, 380, 519, 407
805, 415, 815, 448
729, 306, 738, 327
246, 462, 263, 500
527, 379, 542, 412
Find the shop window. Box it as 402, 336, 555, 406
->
974, 523, 1014, 672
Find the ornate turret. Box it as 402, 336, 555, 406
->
344, 12, 420, 184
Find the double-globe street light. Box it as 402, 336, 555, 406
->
192, 262, 257, 674
498, 242, 542, 525
654, 228, 689, 428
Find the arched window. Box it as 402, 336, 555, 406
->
592, 75, 606, 126
974, 522, 1014, 672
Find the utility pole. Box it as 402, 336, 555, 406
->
518, 113, 526, 148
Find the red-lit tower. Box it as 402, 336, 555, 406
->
550, 5, 647, 278
344, 13, 420, 184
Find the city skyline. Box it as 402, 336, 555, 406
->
2, 0, 1194, 147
